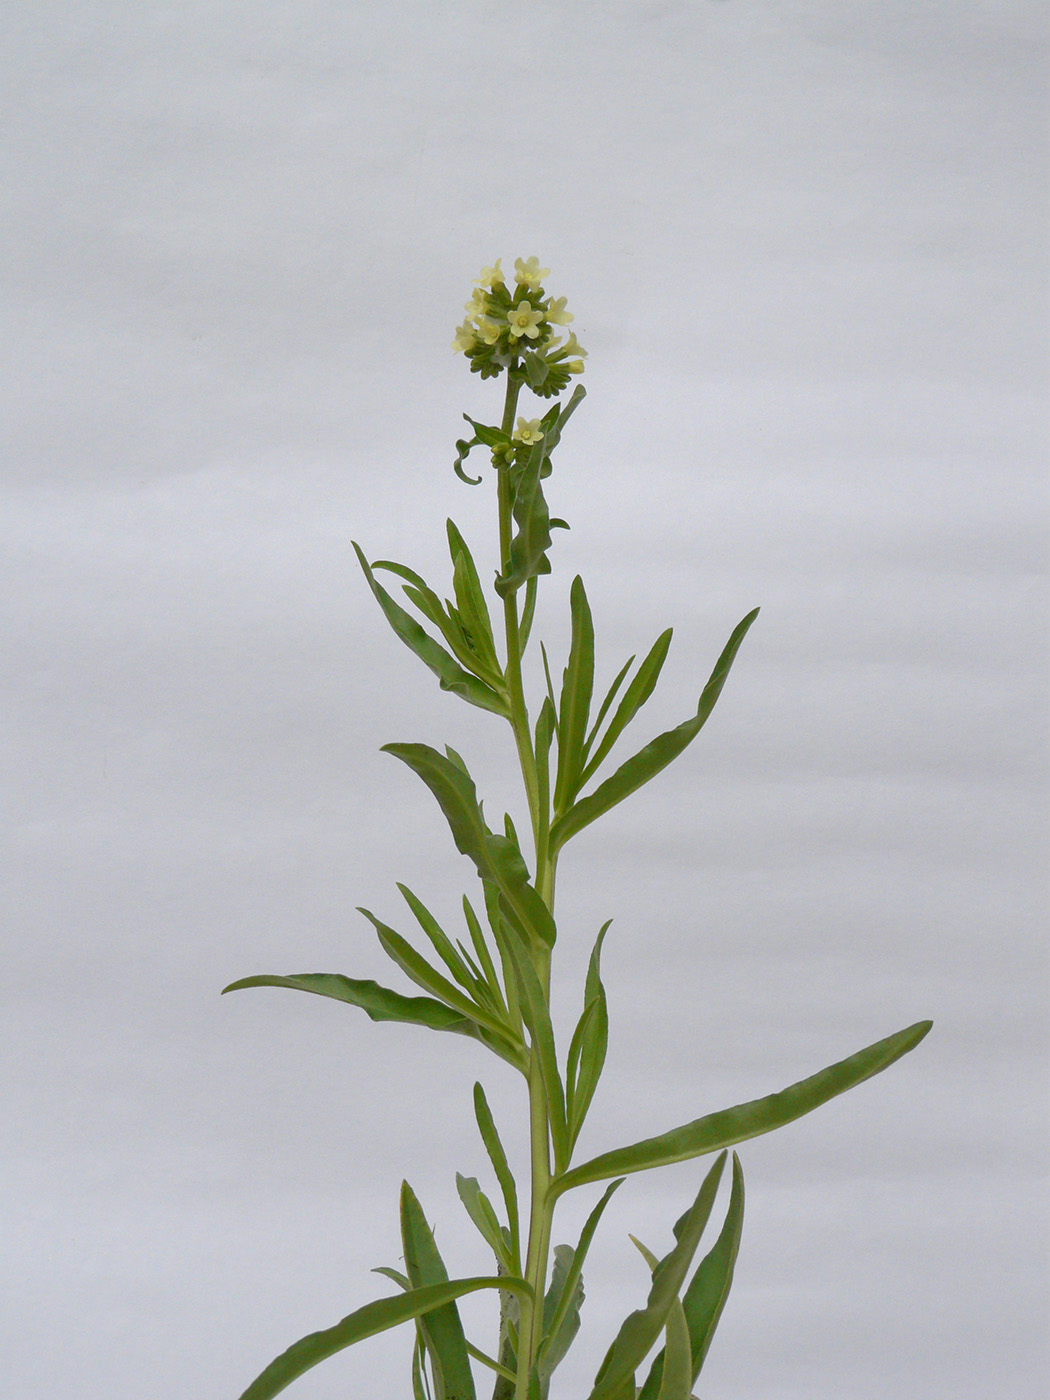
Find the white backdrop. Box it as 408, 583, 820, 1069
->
3, 3, 1047, 1398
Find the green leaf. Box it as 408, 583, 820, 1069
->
580, 629, 673, 786
628, 1236, 660, 1274
655, 1299, 692, 1400
447, 519, 502, 677
235, 1273, 532, 1400
549, 609, 759, 853
502, 933, 570, 1173
495, 436, 555, 598
461, 895, 509, 1021
553, 1020, 932, 1197
221, 972, 493, 1046
383, 743, 556, 949
535, 1179, 623, 1375
354, 543, 508, 715
359, 907, 522, 1052
518, 574, 539, 654
401, 1181, 477, 1400
473, 1083, 521, 1270
584, 655, 636, 758
538, 1244, 583, 1385
398, 883, 489, 1002
553, 576, 596, 812
566, 921, 611, 1151
586, 1154, 727, 1400
638, 1152, 744, 1400
534, 696, 557, 836
457, 1174, 513, 1271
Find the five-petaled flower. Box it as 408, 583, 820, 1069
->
514, 256, 549, 290
475, 260, 505, 288
507, 300, 545, 340
512, 417, 545, 445
544, 296, 573, 326
452, 320, 476, 353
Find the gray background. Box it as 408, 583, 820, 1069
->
3, 2, 1047, 1397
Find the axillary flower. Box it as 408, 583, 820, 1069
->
511, 417, 544, 445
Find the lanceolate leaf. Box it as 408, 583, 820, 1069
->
221, 973, 500, 1050
447, 519, 501, 676
552, 1020, 932, 1197
566, 920, 612, 1150
638, 1152, 745, 1399
235, 1274, 532, 1400
456, 1173, 513, 1271
655, 1299, 692, 1400
473, 1083, 521, 1270
549, 608, 759, 853
586, 1154, 727, 1400
579, 628, 673, 787
502, 933, 570, 1173
535, 1179, 623, 1375
354, 544, 509, 717
382, 743, 556, 948
401, 1182, 477, 1400
554, 576, 595, 812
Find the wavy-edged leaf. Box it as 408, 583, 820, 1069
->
549, 609, 759, 853
473, 1083, 521, 1270
579, 629, 673, 787
221, 972, 493, 1047
401, 1181, 477, 1400
586, 1154, 727, 1400
553, 576, 595, 812
537, 1244, 583, 1389
554, 1020, 932, 1197
235, 1273, 532, 1400
383, 743, 556, 948
495, 435, 554, 598
354, 543, 508, 716
536, 1179, 623, 1376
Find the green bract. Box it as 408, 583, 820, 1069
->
224, 259, 931, 1400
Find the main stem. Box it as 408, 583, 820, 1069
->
495, 370, 559, 1400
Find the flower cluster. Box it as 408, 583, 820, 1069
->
452, 257, 586, 397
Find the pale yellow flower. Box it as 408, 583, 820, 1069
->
506, 300, 545, 340
512, 417, 545, 445
514, 256, 549, 290
464, 288, 488, 317
476, 317, 502, 345
452, 320, 477, 353
561, 331, 587, 359
475, 260, 505, 288
544, 296, 573, 325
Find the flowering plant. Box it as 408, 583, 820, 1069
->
224, 260, 930, 1400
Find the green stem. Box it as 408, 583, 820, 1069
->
493, 368, 560, 1400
